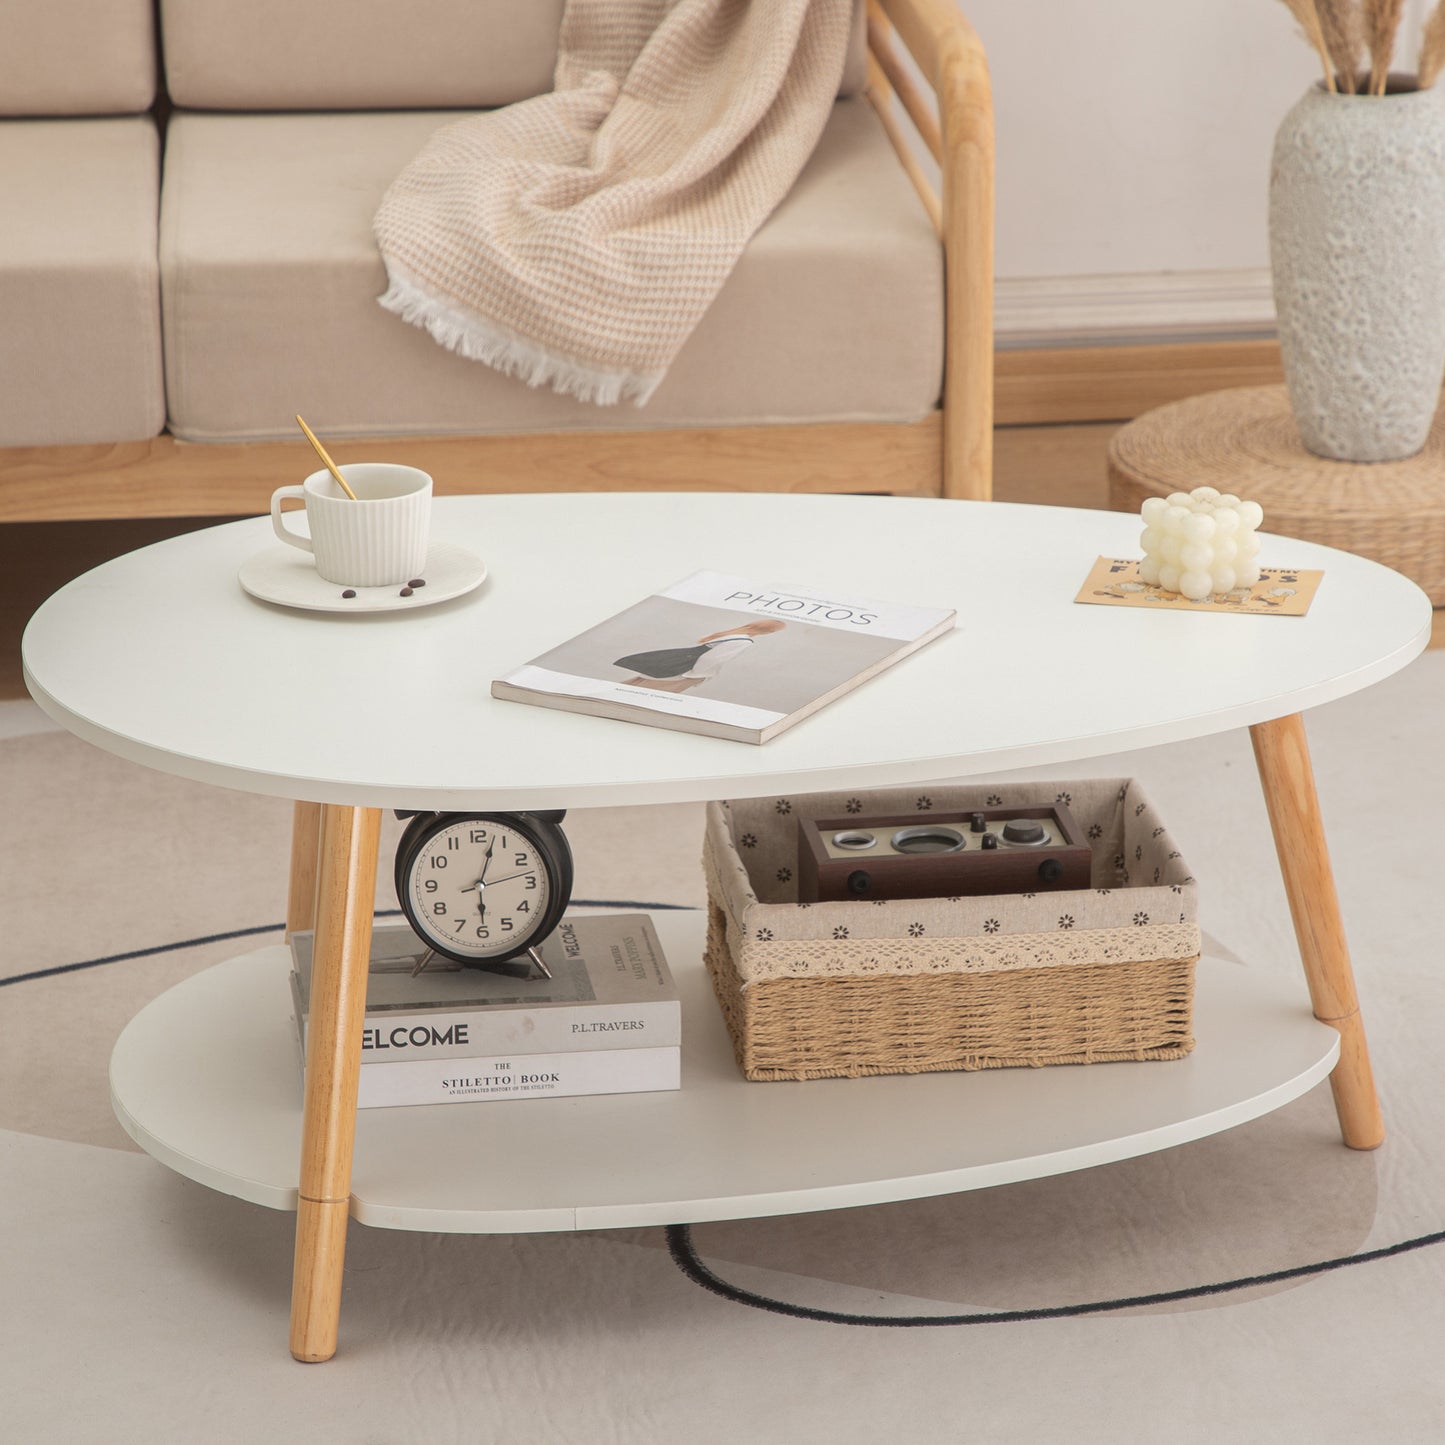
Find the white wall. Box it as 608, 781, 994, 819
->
965, 0, 1433, 339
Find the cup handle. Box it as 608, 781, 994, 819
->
271, 485, 313, 554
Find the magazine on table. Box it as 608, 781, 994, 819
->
490, 570, 956, 743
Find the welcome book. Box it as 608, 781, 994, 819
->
490, 571, 956, 744
289, 914, 681, 1108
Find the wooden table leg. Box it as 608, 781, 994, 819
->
286, 802, 323, 939
289, 803, 382, 1362
1250, 713, 1384, 1150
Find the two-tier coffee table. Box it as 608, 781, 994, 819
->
21, 493, 1431, 1362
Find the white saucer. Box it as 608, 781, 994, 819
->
238, 542, 487, 613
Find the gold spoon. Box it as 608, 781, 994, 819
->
295, 414, 358, 500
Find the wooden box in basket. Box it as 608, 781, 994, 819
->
702, 779, 1200, 1081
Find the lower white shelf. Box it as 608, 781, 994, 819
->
110, 910, 1340, 1234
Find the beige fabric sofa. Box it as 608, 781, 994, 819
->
0, 0, 993, 522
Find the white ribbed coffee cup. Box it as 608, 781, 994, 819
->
271, 464, 432, 586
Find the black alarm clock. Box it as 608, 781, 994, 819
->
393, 810, 573, 974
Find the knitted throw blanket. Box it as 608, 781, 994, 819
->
373, 0, 854, 407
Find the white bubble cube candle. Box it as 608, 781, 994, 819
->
1139, 488, 1264, 600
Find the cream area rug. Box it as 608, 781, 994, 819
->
4, 655, 1445, 1443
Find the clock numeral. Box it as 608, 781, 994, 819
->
402, 812, 565, 962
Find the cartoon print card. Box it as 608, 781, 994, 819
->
1075, 557, 1323, 616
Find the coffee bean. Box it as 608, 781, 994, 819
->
341, 589, 357, 599
400, 587, 414, 597
409, 578, 426, 588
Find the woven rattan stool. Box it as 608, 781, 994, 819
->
1108, 385, 1445, 604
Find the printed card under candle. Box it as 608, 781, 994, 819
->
491, 571, 956, 744
1075, 558, 1323, 616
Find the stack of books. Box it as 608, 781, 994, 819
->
289, 913, 681, 1109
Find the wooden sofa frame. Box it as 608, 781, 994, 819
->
0, 0, 993, 524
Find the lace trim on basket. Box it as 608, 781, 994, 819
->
720, 921, 1203, 983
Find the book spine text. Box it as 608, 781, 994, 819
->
353, 1046, 681, 1109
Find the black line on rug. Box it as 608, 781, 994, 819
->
0, 900, 695, 988
665, 1221, 1445, 1326
0, 922, 290, 987
22, 905, 1431, 1328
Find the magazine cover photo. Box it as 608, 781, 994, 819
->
532, 595, 908, 714
492, 571, 956, 742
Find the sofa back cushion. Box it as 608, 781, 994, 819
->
159, 0, 867, 110
0, 118, 164, 446
0, 0, 155, 115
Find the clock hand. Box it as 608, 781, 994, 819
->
458, 876, 491, 924
476, 869, 534, 888
468, 835, 500, 922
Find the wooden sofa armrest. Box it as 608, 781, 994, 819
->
869, 0, 994, 501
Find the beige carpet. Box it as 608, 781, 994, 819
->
4, 662, 1445, 1442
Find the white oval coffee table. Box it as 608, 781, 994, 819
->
23, 493, 1432, 1361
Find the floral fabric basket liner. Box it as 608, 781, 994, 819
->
701, 778, 1201, 1080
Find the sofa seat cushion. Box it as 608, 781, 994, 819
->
0, 119, 165, 447
160, 102, 942, 442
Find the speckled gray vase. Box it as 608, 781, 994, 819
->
1269, 82, 1445, 461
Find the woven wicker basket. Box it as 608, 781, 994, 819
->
702, 778, 1199, 1082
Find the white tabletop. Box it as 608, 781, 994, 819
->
23, 493, 1432, 810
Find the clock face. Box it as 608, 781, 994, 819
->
404, 817, 553, 961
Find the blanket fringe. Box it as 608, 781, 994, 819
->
378, 266, 665, 408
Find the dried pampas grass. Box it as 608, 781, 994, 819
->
1318, 0, 1365, 93
1422, 2, 1445, 89
1277, 0, 1445, 94
1277, 0, 1338, 90
1366, 0, 1405, 93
